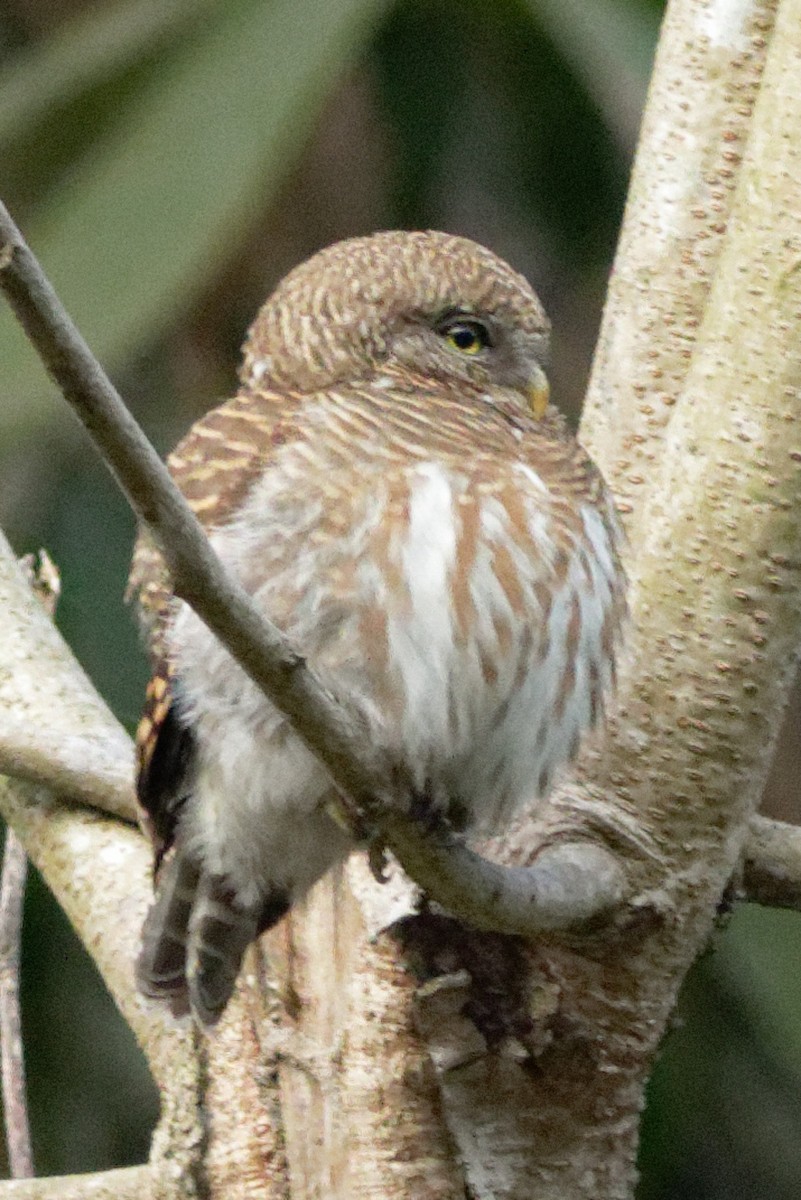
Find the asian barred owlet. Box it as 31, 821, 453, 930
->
129, 230, 626, 1025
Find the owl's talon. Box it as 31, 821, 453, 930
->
368, 840, 391, 883
325, 795, 376, 843
409, 784, 447, 835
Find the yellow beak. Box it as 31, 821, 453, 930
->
526, 367, 550, 419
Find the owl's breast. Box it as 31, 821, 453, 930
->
172, 453, 624, 835
345, 460, 625, 829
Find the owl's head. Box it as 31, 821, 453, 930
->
241, 230, 551, 418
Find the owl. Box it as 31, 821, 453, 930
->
129, 231, 626, 1025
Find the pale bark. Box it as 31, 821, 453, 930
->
0, 1166, 151, 1199
0, 531, 135, 823
0, 831, 32, 1178
583, 0, 778, 547
743, 815, 801, 910
0, 0, 799, 1196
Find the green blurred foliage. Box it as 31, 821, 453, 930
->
641, 907, 801, 1200
1, 0, 800, 1193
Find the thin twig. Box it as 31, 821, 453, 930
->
742, 815, 801, 912
0, 553, 60, 1180
0, 831, 32, 1179
0, 198, 630, 939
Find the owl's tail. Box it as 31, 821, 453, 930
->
136, 851, 289, 1025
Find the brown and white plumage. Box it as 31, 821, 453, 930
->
129, 230, 626, 1025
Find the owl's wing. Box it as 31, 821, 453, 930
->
128, 387, 301, 867
128, 388, 299, 643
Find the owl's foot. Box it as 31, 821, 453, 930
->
368, 839, 390, 883
409, 782, 469, 835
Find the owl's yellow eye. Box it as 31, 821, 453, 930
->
439, 318, 492, 356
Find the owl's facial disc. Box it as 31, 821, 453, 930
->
386, 305, 550, 418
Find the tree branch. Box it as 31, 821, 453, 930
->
582, 0, 778, 552
0, 1165, 151, 1199
0, 531, 136, 824
0, 198, 632, 940
0, 773, 193, 1089
0, 551, 64, 1181
742, 815, 801, 911
0, 831, 32, 1179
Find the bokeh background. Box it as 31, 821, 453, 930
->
1, 0, 801, 1194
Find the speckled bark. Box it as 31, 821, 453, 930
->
583, 0, 778, 547
200, 996, 292, 1200
246, 860, 465, 1199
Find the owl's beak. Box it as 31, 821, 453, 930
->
526, 367, 550, 419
